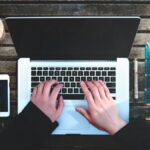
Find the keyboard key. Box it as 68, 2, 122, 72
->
87, 77, 92, 81
72, 71, 77, 76
52, 77, 56, 80
68, 67, 73, 70
99, 77, 104, 81
111, 77, 116, 82
56, 67, 60, 70
104, 67, 109, 70
60, 94, 84, 99
92, 67, 97, 70
74, 67, 79, 70
65, 83, 70, 87
67, 71, 71, 76
44, 67, 48, 70
112, 97, 116, 100
40, 77, 45, 81
108, 71, 116, 76
71, 83, 76, 87
68, 88, 73, 93
58, 77, 62, 81
102, 71, 106, 76
55, 71, 59, 76
31, 67, 36, 70
46, 77, 50, 80
74, 88, 78, 93
80, 67, 85, 70
90, 71, 95, 76
80, 88, 83, 93
37, 67, 42, 70
78, 71, 83, 76
111, 67, 116, 70
37, 71, 42, 76
77, 83, 80, 87
62, 67, 66, 70
32, 77, 39, 82
70, 77, 74, 81
31, 82, 39, 87
64, 77, 68, 82
81, 77, 86, 81
105, 77, 110, 82
76, 77, 80, 81
106, 83, 113, 87
98, 67, 103, 70
50, 67, 54, 70
31, 71, 36, 76
84, 71, 89, 76
96, 71, 101, 76
86, 67, 91, 70
43, 71, 48, 76
49, 71, 53, 76
61, 71, 65, 76
62, 88, 67, 93
93, 77, 98, 80
109, 89, 116, 93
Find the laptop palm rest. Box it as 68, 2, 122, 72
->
57, 106, 90, 130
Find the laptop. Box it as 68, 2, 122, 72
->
6, 16, 140, 135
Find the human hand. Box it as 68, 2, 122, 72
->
76, 80, 127, 135
31, 80, 64, 123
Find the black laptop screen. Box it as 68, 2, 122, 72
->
6, 17, 140, 60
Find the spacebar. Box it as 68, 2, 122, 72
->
60, 94, 84, 99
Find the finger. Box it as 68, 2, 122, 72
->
86, 81, 101, 102
43, 80, 58, 96
32, 86, 37, 97
80, 81, 94, 106
36, 81, 45, 96
55, 96, 64, 119
50, 84, 63, 104
99, 80, 112, 99
92, 80, 106, 99
76, 107, 92, 123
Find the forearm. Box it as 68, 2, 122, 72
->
0, 102, 58, 150
113, 118, 150, 150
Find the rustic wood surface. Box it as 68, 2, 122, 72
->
0, 0, 150, 149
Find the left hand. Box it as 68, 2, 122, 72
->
31, 80, 64, 123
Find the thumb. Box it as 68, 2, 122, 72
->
76, 107, 92, 123
56, 95, 64, 118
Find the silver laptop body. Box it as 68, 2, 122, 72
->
6, 16, 140, 135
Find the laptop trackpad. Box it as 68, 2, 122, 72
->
57, 106, 90, 130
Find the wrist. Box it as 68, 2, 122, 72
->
108, 119, 127, 135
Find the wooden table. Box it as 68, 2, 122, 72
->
0, 0, 150, 149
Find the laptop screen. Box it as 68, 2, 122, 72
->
6, 17, 140, 60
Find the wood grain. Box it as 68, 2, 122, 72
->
0, 60, 16, 74
1, 4, 150, 17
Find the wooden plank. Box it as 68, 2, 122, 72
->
10, 75, 16, 90
0, 46, 17, 58
131, 105, 150, 118
1, 4, 150, 17
0, 33, 13, 45
139, 18, 150, 31
1, 0, 150, 2
10, 90, 16, 102
134, 33, 150, 45
0, 60, 16, 74
129, 47, 145, 59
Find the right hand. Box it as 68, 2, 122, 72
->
76, 80, 127, 135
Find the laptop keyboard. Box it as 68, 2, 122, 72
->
31, 67, 116, 100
